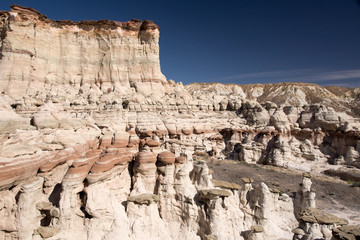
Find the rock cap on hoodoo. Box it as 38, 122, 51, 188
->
175, 156, 186, 164
158, 151, 175, 164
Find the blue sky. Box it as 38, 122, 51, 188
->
1, 0, 360, 87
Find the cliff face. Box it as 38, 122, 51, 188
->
0, 5, 166, 98
0, 5, 359, 240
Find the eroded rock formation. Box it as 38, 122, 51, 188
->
0, 5, 359, 240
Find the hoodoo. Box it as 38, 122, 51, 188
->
0, 5, 359, 240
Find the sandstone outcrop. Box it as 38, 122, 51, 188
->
0, 5, 166, 99
0, 5, 359, 240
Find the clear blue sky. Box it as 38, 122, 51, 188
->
1, 0, 360, 87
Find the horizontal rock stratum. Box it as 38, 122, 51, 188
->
0, 5, 359, 240
0, 5, 166, 99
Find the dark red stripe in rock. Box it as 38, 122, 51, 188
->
39, 148, 77, 172
90, 151, 133, 173
135, 151, 157, 164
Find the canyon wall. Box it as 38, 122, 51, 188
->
0, 5, 359, 240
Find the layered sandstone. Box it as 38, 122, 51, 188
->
0, 5, 166, 99
0, 5, 359, 240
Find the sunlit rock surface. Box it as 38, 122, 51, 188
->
0, 5, 359, 240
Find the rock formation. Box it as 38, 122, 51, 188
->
0, 5, 359, 240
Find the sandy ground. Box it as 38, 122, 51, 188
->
207, 159, 360, 225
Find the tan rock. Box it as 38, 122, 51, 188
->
32, 111, 59, 129
333, 225, 360, 239
251, 225, 264, 233
127, 193, 160, 205
198, 189, 231, 200
36, 201, 53, 210
0, 97, 29, 133
292, 228, 306, 235
241, 177, 253, 183
36, 226, 60, 238
300, 208, 348, 225
211, 179, 242, 190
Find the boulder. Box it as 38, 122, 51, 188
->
333, 225, 360, 240
300, 208, 348, 225
36, 227, 60, 238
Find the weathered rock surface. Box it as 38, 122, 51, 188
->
333, 225, 360, 240
0, 5, 359, 240
300, 208, 348, 225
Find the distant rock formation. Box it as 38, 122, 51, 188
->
0, 5, 359, 240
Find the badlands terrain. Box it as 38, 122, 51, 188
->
0, 5, 359, 240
